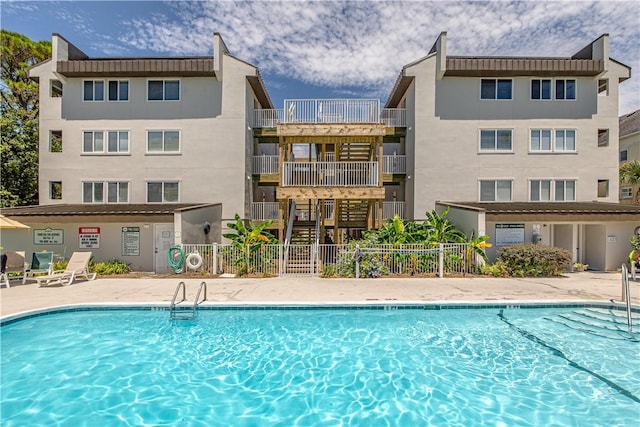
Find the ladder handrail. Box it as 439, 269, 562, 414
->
169, 281, 186, 319
621, 264, 633, 335
193, 281, 207, 312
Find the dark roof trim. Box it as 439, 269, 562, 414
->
56, 58, 216, 77
440, 201, 640, 216
384, 75, 414, 108
444, 57, 604, 77
1, 203, 207, 216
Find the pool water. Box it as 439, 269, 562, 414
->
1, 306, 639, 426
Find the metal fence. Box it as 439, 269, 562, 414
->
251, 106, 406, 127
179, 243, 478, 278
282, 161, 378, 187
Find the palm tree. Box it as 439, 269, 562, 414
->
422, 207, 466, 244
620, 160, 640, 185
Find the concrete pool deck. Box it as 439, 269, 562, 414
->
1, 271, 639, 318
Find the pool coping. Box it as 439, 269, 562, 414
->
2, 299, 639, 326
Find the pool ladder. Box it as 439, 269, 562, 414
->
169, 281, 207, 320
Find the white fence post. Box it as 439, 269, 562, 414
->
438, 244, 444, 278
212, 243, 218, 274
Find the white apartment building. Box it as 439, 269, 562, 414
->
2, 32, 638, 272
619, 109, 640, 204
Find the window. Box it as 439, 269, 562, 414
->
147, 182, 179, 203
147, 131, 180, 153
531, 79, 551, 100
108, 182, 129, 203
83, 80, 104, 101
598, 79, 608, 96
480, 180, 512, 202
148, 80, 180, 101
620, 150, 628, 162
83, 182, 104, 203
554, 180, 576, 201
50, 181, 62, 200
530, 180, 552, 201
554, 129, 576, 152
598, 129, 609, 147
108, 80, 129, 101
83, 131, 104, 153
555, 79, 576, 100
50, 80, 63, 97
107, 131, 129, 153
481, 79, 512, 100
49, 130, 62, 152
621, 187, 633, 199
83, 131, 129, 154
480, 129, 512, 151
530, 129, 552, 151
597, 179, 609, 198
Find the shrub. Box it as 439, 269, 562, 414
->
480, 260, 509, 277
92, 259, 131, 275
496, 244, 572, 277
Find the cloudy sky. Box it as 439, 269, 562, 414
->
3, 0, 639, 113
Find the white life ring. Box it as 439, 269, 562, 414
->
185, 252, 203, 270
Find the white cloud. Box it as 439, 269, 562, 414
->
115, 0, 639, 112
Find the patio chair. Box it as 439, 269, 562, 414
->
23, 251, 54, 284
0, 251, 26, 288
35, 251, 96, 287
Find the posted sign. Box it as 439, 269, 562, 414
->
121, 227, 140, 256
33, 228, 64, 245
79, 227, 100, 249
495, 224, 525, 246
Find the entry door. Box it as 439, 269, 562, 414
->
154, 224, 174, 273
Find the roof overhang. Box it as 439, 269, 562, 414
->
444, 57, 604, 77
439, 201, 640, 222
56, 58, 216, 77
385, 75, 414, 108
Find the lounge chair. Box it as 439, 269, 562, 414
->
23, 251, 54, 284
0, 251, 26, 288
35, 251, 96, 287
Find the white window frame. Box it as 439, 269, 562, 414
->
479, 179, 513, 202
146, 181, 180, 203
83, 131, 130, 154
82, 182, 105, 204
146, 130, 181, 154
530, 78, 552, 100
554, 129, 577, 152
107, 80, 129, 102
147, 79, 181, 101
50, 79, 63, 97
555, 79, 576, 100
529, 129, 553, 152
480, 79, 513, 100
554, 179, 577, 201
479, 129, 513, 153
621, 187, 633, 199
83, 80, 105, 102
529, 179, 576, 201
107, 181, 129, 203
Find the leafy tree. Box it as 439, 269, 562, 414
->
364, 215, 423, 246
223, 214, 276, 275
620, 161, 640, 185
1, 30, 51, 207
422, 206, 466, 243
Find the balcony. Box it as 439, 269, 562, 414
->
282, 161, 378, 187
382, 155, 406, 174
253, 99, 406, 127
251, 202, 279, 221
252, 155, 279, 175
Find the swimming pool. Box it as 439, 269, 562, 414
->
1, 304, 638, 426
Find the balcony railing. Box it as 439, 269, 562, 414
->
382, 155, 407, 174
251, 202, 279, 221
282, 161, 379, 187
252, 99, 406, 127
252, 155, 279, 175
382, 201, 405, 219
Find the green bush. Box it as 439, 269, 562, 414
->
496, 244, 572, 277
92, 259, 131, 275
480, 260, 509, 277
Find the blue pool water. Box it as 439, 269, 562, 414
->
1, 306, 639, 426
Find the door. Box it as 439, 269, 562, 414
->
154, 224, 174, 273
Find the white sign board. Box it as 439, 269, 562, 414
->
495, 224, 525, 246
33, 228, 64, 245
121, 227, 140, 256
79, 227, 100, 249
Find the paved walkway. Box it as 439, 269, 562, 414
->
2, 271, 638, 318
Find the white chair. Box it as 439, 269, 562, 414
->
36, 252, 96, 287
